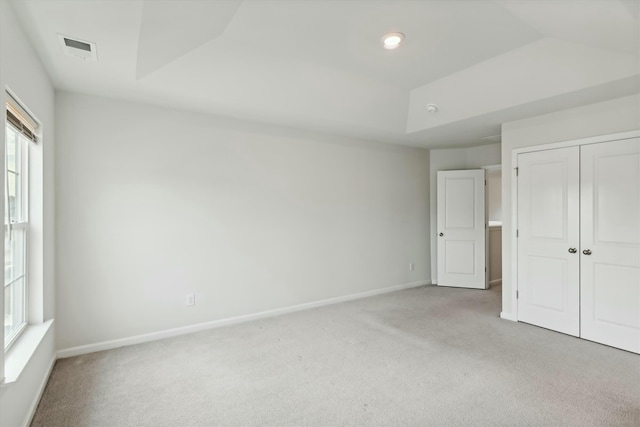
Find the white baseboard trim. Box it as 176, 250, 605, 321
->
500, 311, 517, 322
22, 355, 56, 427
57, 280, 431, 359
489, 279, 502, 285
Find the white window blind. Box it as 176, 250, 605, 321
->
6, 93, 38, 143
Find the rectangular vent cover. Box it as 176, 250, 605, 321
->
58, 34, 97, 61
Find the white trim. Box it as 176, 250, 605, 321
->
21, 355, 55, 427
490, 279, 502, 285
510, 130, 640, 324
513, 130, 640, 155
500, 311, 517, 322
511, 150, 519, 322
2, 320, 54, 384
482, 164, 501, 171
57, 280, 431, 358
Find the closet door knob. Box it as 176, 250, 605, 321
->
568, 248, 577, 254
582, 249, 592, 255
439, 233, 444, 237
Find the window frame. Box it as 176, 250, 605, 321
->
4, 118, 30, 350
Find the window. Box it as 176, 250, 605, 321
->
4, 95, 36, 349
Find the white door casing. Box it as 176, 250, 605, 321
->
580, 138, 640, 353
437, 169, 487, 289
517, 147, 580, 336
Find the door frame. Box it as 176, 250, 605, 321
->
509, 130, 640, 323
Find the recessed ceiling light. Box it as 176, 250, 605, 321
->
382, 32, 404, 50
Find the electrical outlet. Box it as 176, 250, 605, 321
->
409, 263, 415, 271
186, 293, 195, 306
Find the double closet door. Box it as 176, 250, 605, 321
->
517, 137, 639, 353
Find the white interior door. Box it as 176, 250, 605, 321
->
580, 138, 640, 353
437, 170, 486, 289
517, 147, 580, 336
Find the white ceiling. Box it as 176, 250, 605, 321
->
10, 0, 640, 148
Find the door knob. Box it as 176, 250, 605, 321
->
583, 249, 592, 255
439, 233, 444, 237
568, 248, 577, 253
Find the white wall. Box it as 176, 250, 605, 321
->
428, 143, 500, 283
55, 92, 431, 351
501, 94, 640, 318
0, 329, 55, 427
0, 1, 56, 426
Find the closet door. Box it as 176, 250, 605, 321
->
517, 147, 580, 336
580, 138, 640, 353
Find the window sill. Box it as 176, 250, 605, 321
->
2, 319, 54, 385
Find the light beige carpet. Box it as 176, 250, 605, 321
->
32, 284, 640, 426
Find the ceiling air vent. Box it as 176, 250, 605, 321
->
58, 34, 97, 61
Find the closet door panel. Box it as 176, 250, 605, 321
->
517, 147, 580, 336
581, 138, 640, 353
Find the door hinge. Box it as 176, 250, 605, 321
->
516, 229, 519, 238
485, 267, 487, 272
516, 290, 519, 299
485, 180, 487, 186
515, 167, 519, 176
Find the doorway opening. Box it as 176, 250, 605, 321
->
483, 164, 502, 289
